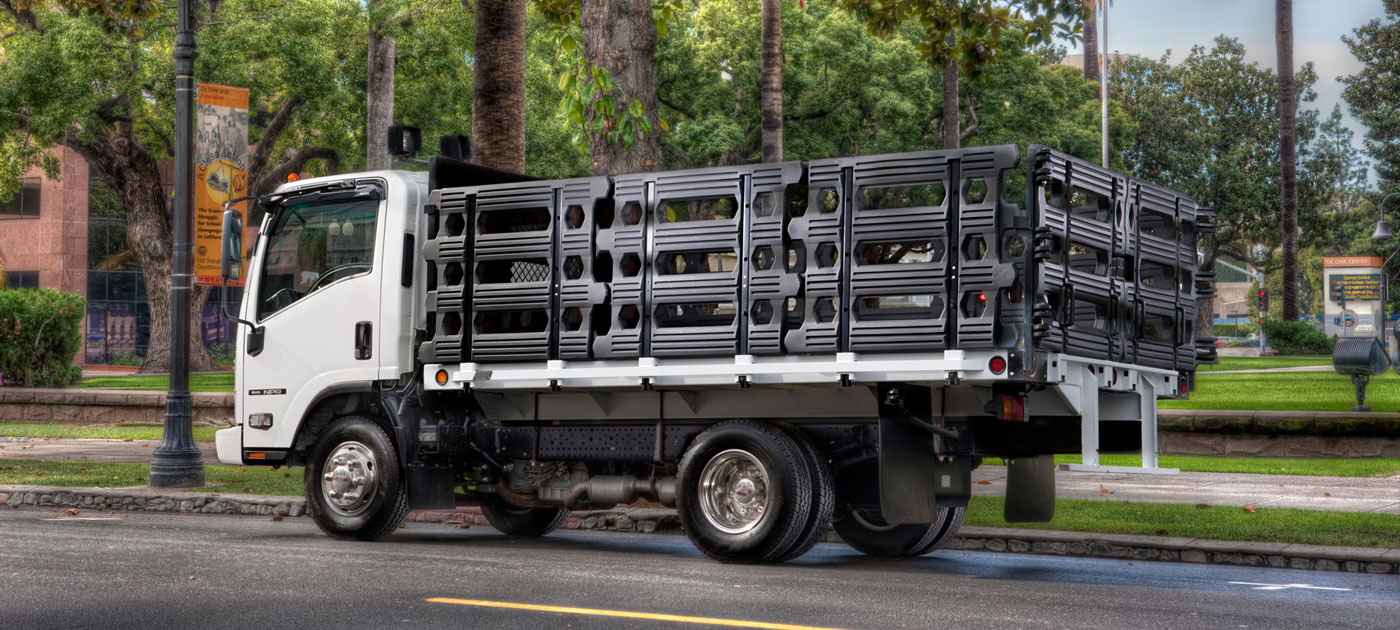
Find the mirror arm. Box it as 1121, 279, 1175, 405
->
220, 196, 259, 330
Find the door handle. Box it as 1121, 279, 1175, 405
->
355, 321, 372, 360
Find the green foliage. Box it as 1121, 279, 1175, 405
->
0, 288, 85, 388
656, 2, 1112, 167
1111, 37, 1319, 271
76, 372, 235, 392
1341, 0, 1400, 191
0, 458, 302, 496
1212, 322, 1257, 338
1261, 319, 1334, 356
833, 0, 1084, 78
207, 342, 237, 368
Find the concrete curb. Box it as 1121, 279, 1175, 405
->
5, 484, 1394, 574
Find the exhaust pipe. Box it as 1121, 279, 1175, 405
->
497, 475, 677, 509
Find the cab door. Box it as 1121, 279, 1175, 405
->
238, 180, 385, 456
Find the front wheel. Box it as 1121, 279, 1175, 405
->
305, 416, 408, 541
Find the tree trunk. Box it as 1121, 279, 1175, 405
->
939, 0, 959, 150
580, 0, 663, 176
760, 0, 783, 163
472, 0, 528, 173
1082, 0, 1099, 84
1277, 0, 1298, 321
65, 129, 216, 374
940, 62, 959, 150
366, 2, 396, 171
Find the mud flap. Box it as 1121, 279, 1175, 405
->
877, 384, 940, 524
406, 464, 456, 510
1004, 454, 1055, 522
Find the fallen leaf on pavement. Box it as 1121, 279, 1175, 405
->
122, 438, 133, 443
189, 576, 196, 581
976, 480, 991, 485
1243, 506, 1257, 513
65, 508, 79, 515
1098, 485, 1113, 495
269, 515, 283, 522
455, 523, 470, 529
134, 477, 145, 483
242, 486, 251, 492
1154, 529, 1168, 536
1324, 492, 1332, 497
141, 444, 149, 448
1195, 503, 1210, 509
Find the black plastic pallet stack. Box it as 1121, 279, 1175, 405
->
419, 188, 472, 364
1029, 145, 1132, 363
419, 143, 1215, 376
556, 178, 612, 360
745, 164, 804, 355
593, 174, 650, 359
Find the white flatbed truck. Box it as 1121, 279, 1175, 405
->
214, 144, 1214, 563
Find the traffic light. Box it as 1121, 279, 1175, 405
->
1258, 288, 1268, 323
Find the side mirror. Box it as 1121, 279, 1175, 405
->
220, 207, 244, 282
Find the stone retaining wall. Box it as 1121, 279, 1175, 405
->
1158, 410, 1400, 457
0, 388, 233, 426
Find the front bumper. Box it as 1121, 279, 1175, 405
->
215, 425, 242, 465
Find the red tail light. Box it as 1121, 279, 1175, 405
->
1001, 395, 1026, 422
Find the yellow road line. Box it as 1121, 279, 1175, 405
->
425, 597, 851, 630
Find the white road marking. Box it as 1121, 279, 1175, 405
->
1228, 581, 1351, 592
43, 517, 120, 522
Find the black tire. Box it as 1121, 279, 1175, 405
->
833, 507, 949, 557
480, 499, 570, 536
305, 416, 408, 541
907, 505, 966, 556
770, 424, 835, 562
677, 420, 813, 563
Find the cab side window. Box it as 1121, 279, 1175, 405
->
257, 199, 379, 320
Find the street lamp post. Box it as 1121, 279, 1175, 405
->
150, 0, 206, 489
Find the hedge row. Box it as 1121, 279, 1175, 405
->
1261, 319, 1335, 356
0, 288, 85, 387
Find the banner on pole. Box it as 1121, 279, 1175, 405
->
194, 83, 250, 286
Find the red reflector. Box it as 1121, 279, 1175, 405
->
989, 356, 1007, 374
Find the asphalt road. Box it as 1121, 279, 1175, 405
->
0, 509, 1396, 630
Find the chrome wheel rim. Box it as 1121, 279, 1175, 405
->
698, 448, 771, 535
321, 441, 378, 517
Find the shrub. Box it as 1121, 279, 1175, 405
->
1213, 322, 1257, 338
0, 288, 85, 387
1261, 319, 1334, 356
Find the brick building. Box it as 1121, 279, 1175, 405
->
0, 148, 239, 365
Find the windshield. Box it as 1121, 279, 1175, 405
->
256, 198, 379, 320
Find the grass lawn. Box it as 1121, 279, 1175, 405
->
75, 372, 235, 392
964, 495, 1400, 549
982, 454, 1400, 477
0, 422, 220, 443
1197, 356, 1331, 372
0, 459, 302, 496
1162, 371, 1400, 411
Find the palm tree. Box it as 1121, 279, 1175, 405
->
760, 0, 783, 162
471, 0, 528, 172
1082, 1, 1098, 84
1278, 0, 1298, 320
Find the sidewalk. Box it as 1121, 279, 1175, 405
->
3, 436, 1395, 513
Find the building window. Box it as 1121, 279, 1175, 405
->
0, 177, 41, 219
3, 270, 40, 288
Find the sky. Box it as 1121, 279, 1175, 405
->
1061, 0, 1387, 185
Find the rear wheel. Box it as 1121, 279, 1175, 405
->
481, 499, 570, 537
833, 507, 949, 557
907, 505, 966, 556
770, 424, 835, 562
677, 420, 813, 563
305, 416, 408, 541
